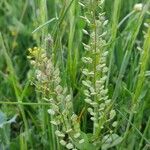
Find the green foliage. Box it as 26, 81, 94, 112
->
0, 0, 150, 149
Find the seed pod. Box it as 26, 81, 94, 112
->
47, 109, 55, 115
60, 140, 67, 146
50, 120, 59, 125
55, 130, 65, 137
82, 57, 93, 64
66, 143, 74, 149
84, 98, 92, 103
110, 110, 116, 120
74, 133, 81, 139
79, 139, 85, 144
112, 121, 118, 127
82, 80, 92, 88
82, 29, 89, 35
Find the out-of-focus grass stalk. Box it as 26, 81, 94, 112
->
106, 0, 121, 86
0, 33, 30, 149
0, 101, 50, 105
124, 24, 150, 142
52, 0, 75, 65
132, 26, 150, 104
138, 116, 150, 150
38, 1, 57, 149
20, 134, 28, 150
112, 3, 149, 101
32, 18, 57, 34
67, 0, 79, 88
39, 0, 48, 42
11, 0, 28, 54
67, 0, 76, 86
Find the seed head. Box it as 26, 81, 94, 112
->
134, 3, 143, 12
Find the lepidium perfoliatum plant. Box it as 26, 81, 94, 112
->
80, 0, 122, 149
1, 0, 150, 149
28, 46, 87, 150
27, 1, 122, 150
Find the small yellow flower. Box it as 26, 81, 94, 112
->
12, 41, 18, 48
11, 30, 17, 36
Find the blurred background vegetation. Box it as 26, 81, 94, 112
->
0, 0, 150, 149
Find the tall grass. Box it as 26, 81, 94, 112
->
0, 0, 150, 149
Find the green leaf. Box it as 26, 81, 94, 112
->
0, 111, 7, 128
0, 111, 17, 128
72, 132, 96, 150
